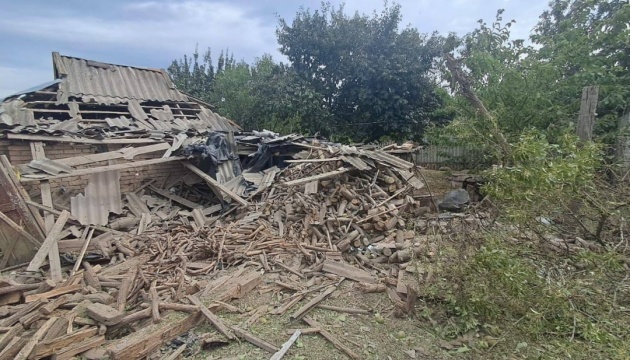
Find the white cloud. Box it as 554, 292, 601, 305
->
0, 1, 279, 61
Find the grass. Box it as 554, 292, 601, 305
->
149, 169, 630, 359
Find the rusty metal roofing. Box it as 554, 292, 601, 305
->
71, 170, 123, 226
53, 52, 189, 104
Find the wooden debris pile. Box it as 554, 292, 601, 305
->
1, 139, 483, 359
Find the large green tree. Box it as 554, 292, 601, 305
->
276, 2, 451, 142
167, 47, 238, 103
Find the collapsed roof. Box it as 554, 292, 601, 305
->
0, 52, 240, 141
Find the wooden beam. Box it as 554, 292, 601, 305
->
149, 185, 203, 209
30, 142, 62, 281
107, 312, 203, 360
24, 284, 82, 303
55, 143, 170, 167
270, 330, 301, 360
14, 316, 57, 360
26, 210, 70, 273
302, 317, 359, 359
290, 286, 336, 320
51, 335, 105, 360
231, 326, 278, 353
283, 168, 350, 186
21, 156, 186, 183
7, 133, 160, 145
182, 162, 249, 206
321, 260, 377, 284
0, 211, 41, 248
186, 295, 234, 340
32, 327, 98, 359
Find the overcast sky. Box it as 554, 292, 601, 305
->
0, 0, 550, 98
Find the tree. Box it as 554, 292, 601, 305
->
532, 0, 630, 144
277, 2, 451, 142
167, 46, 215, 102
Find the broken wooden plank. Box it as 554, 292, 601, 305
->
86, 303, 124, 326
0, 299, 47, 327
0, 283, 40, 296
21, 156, 186, 183
32, 327, 99, 359
116, 267, 136, 312
149, 185, 203, 209
290, 286, 336, 320
302, 316, 359, 360
0, 336, 28, 360
14, 316, 57, 360
72, 229, 95, 275
0, 211, 41, 248
231, 326, 278, 353
284, 328, 320, 335
107, 312, 203, 360
183, 162, 249, 206
270, 329, 301, 360
39, 294, 72, 315
317, 304, 370, 315
0, 291, 21, 306
7, 133, 160, 145
0, 324, 24, 350
150, 280, 161, 323
56, 143, 171, 167
186, 295, 234, 340
30, 142, 62, 281
51, 335, 105, 360
321, 260, 377, 284
26, 210, 70, 272
25, 284, 82, 303
283, 168, 351, 187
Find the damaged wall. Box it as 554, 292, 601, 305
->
0, 140, 188, 199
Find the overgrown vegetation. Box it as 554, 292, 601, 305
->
168, 1, 630, 357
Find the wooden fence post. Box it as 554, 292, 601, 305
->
576, 86, 599, 142
617, 112, 630, 176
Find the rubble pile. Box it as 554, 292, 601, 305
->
0, 139, 475, 360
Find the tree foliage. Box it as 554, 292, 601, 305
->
276, 2, 451, 141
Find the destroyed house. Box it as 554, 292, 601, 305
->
0, 52, 244, 265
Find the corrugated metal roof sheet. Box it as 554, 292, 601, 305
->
54, 53, 188, 104
340, 155, 371, 171
0, 100, 36, 127
106, 117, 132, 128
197, 107, 239, 132
27, 158, 73, 175
1, 80, 61, 101
71, 170, 123, 226
362, 150, 415, 170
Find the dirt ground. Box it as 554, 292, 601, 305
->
183, 279, 448, 360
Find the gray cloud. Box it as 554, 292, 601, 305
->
0, 0, 549, 98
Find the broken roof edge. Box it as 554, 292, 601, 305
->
1, 80, 61, 102
52, 51, 168, 77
